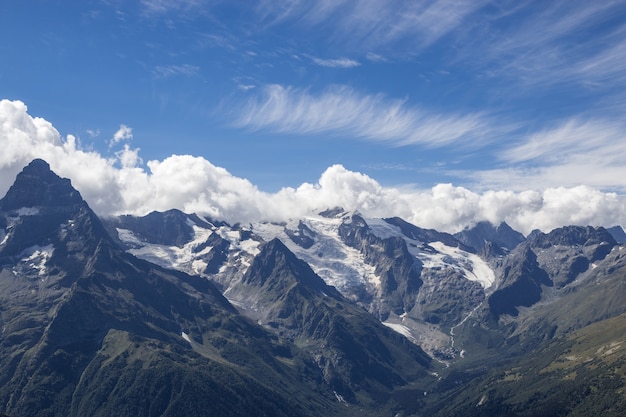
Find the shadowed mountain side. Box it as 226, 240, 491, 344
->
454, 221, 526, 255
231, 238, 432, 405
0, 160, 340, 417
426, 313, 626, 417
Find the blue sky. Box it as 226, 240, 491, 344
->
1, 0, 626, 233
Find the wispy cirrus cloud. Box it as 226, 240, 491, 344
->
139, 0, 208, 15
310, 56, 360, 68
254, 0, 488, 52
473, 1, 626, 90
464, 118, 626, 193
233, 84, 501, 148
501, 118, 625, 166
152, 64, 200, 79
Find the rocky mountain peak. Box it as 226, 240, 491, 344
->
530, 225, 617, 249
607, 225, 626, 244
0, 159, 111, 269
454, 220, 526, 253
244, 238, 340, 298
0, 159, 83, 211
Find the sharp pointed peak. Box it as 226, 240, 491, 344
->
0, 159, 83, 211
262, 237, 290, 254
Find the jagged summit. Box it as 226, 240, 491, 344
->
2, 160, 624, 416
607, 225, 626, 244
243, 237, 342, 298
0, 159, 83, 211
454, 220, 526, 253
0, 159, 110, 266
529, 225, 617, 249
0, 164, 339, 416
109, 209, 213, 248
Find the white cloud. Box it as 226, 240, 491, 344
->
111, 124, 133, 145
237, 84, 256, 91
1, 98, 625, 236
464, 118, 626, 193
365, 52, 387, 62
254, 0, 488, 53
140, 0, 207, 15
116, 144, 142, 168
467, 1, 626, 91
86, 129, 100, 138
233, 84, 498, 147
310, 56, 360, 68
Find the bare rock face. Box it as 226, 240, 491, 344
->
20, 158, 621, 416
107, 209, 213, 248
607, 225, 626, 244
528, 226, 617, 288
0, 159, 83, 211
0, 161, 344, 417
338, 213, 423, 318
238, 238, 431, 404
454, 221, 526, 255
488, 246, 552, 319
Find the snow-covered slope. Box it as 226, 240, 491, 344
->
109, 209, 496, 358
252, 216, 380, 295
119, 222, 261, 276
254, 213, 495, 296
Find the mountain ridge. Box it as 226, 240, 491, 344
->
2, 159, 625, 416
0, 159, 350, 417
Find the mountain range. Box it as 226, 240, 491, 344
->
1, 159, 625, 416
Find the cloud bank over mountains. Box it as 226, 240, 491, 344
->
1, 98, 624, 235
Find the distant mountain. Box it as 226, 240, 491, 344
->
103, 209, 217, 248
487, 246, 552, 319
454, 221, 526, 255
528, 225, 616, 288
104, 206, 497, 361
455, 224, 623, 353
106, 200, 626, 415
233, 238, 432, 404
607, 225, 626, 244
9, 159, 621, 416
0, 160, 346, 417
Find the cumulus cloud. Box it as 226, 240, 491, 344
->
1, 98, 625, 235
233, 84, 500, 147
110, 124, 133, 146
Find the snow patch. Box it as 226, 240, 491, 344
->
181, 332, 192, 344
119, 220, 260, 280
333, 391, 347, 403
16, 207, 40, 216
254, 215, 380, 292
383, 322, 416, 342
367, 218, 406, 240
216, 227, 260, 256
116, 228, 143, 246
19, 244, 54, 275
191, 259, 208, 274
123, 225, 215, 270
416, 241, 495, 288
